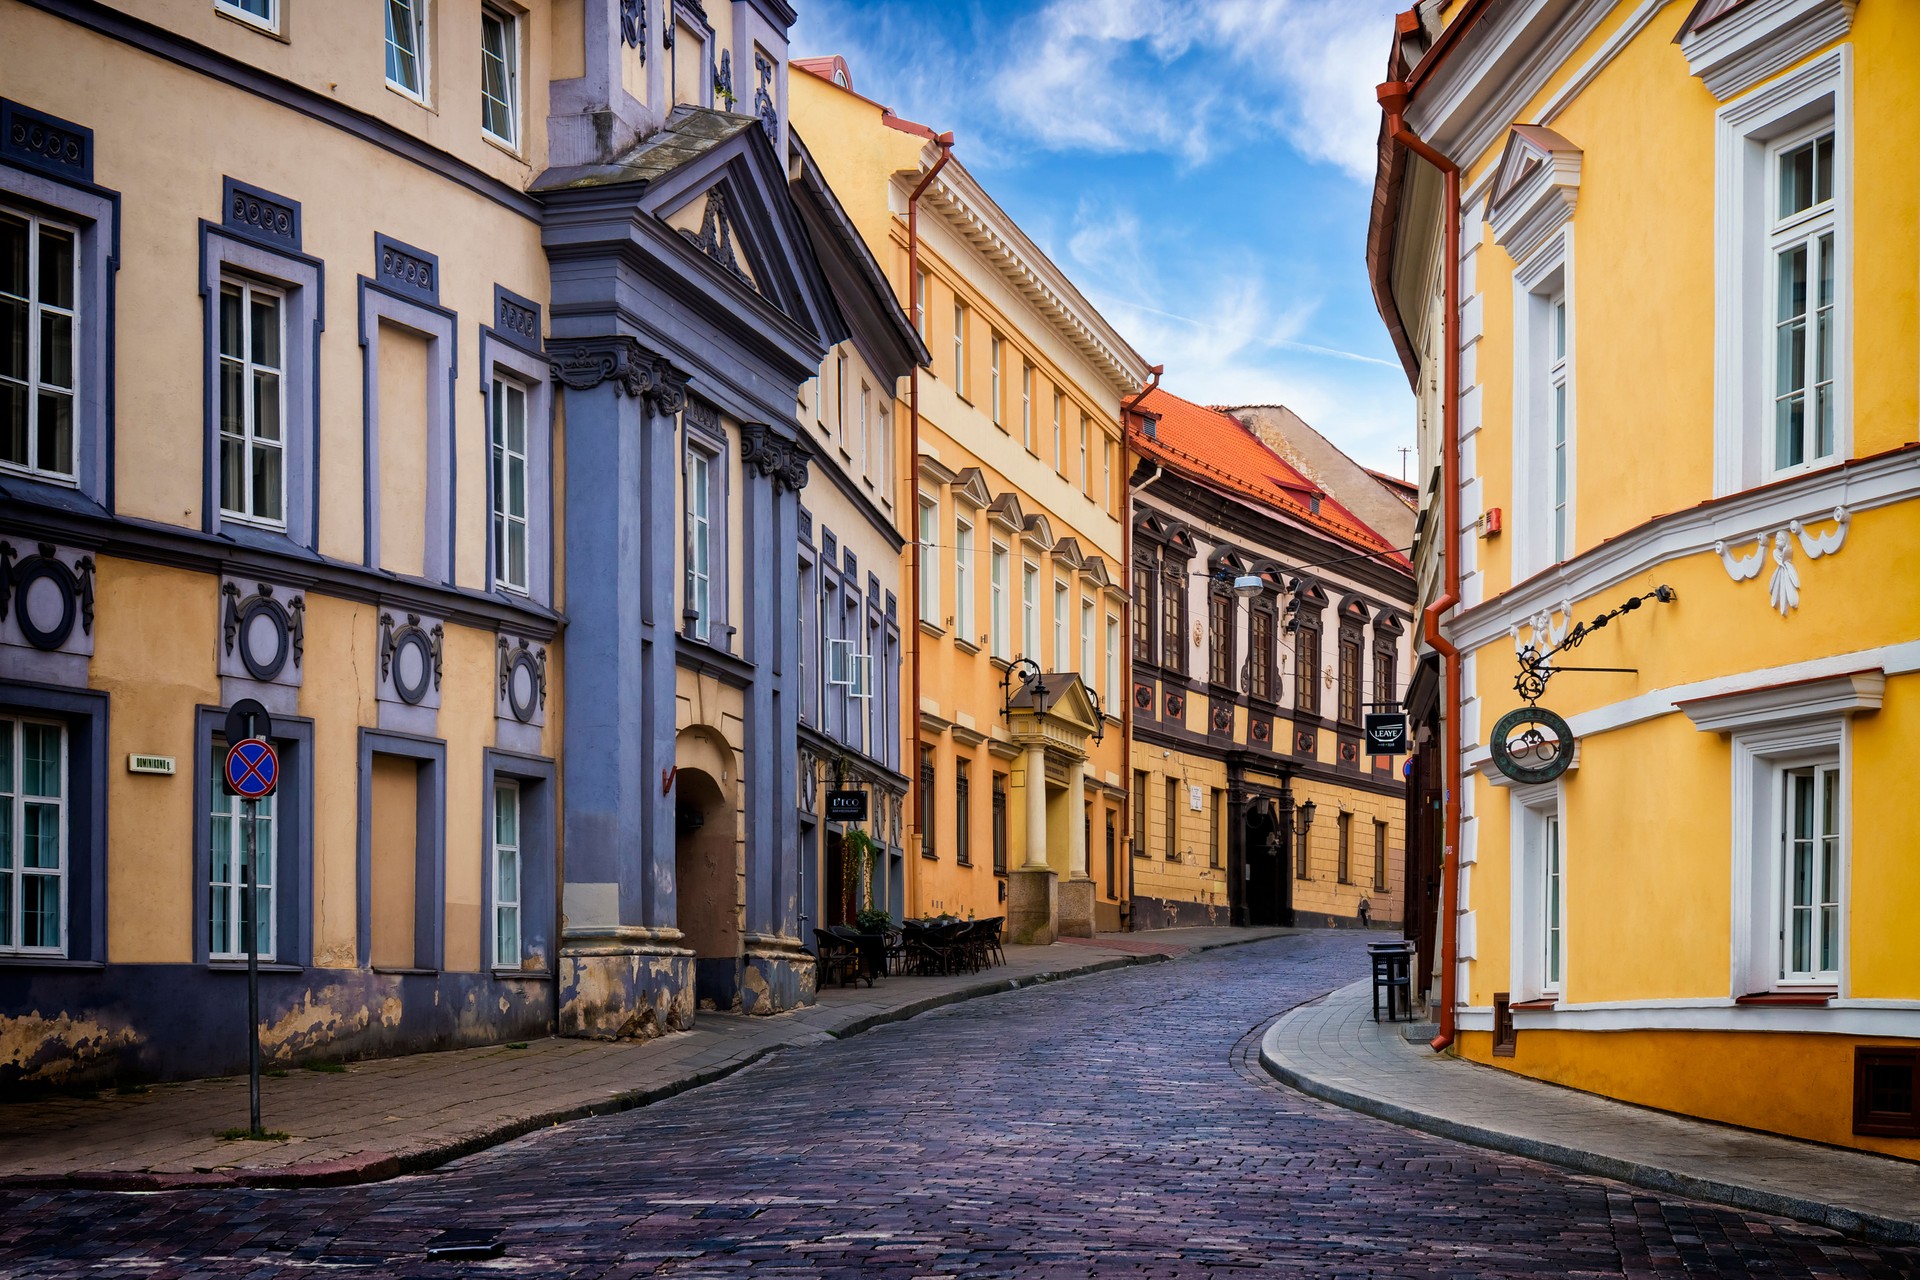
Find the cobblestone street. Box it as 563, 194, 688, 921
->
4, 934, 1916, 1278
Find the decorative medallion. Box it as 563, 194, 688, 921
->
0, 541, 95, 651
380, 612, 444, 706
1716, 507, 1848, 616
1132, 682, 1154, 712
1163, 689, 1185, 721
1338, 739, 1359, 765
1489, 706, 1575, 785
1210, 700, 1233, 736
496, 636, 548, 724
1293, 727, 1315, 756
1249, 713, 1272, 747
222, 581, 304, 682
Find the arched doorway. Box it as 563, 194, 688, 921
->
675, 767, 741, 1011
1244, 798, 1291, 927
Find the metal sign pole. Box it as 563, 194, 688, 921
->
244, 795, 262, 1137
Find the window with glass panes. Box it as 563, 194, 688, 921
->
218, 279, 286, 525
919, 745, 936, 856
953, 518, 973, 639
989, 543, 1009, 658
952, 303, 966, 390
1054, 578, 1069, 669
686, 450, 712, 640
1160, 563, 1184, 675
208, 743, 276, 960
1105, 615, 1119, 712
0, 208, 78, 482
1373, 819, 1388, 890
954, 759, 970, 866
1248, 603, 1273, 701
1051, 391, 1063, 470
1546, 294, 1570, 559
1295, 623, 1321, 716
216, 0, 278, 30
491, 377, 529, 592
1132, 771, 1148, 857
991, 772, 1007, 873
1338, 633, 1362, 726
1080, 597, 1095, 685
1779, 762, 1840, 983
480, 5, 519, 146
1022, 562, 1039, 660
1208, 591, 1233, 686
0, 717, 65, 955
1079, 415, 1089, 490
493, 780, 521, 968
1131, 561, 1154, 663
1021, 363, 1032, 449
1543, 813, 1563, 991
992, 336, 1005, 431
919, 497, 939, 623
1770, 129, 1836, 475
386, 0, 428, 97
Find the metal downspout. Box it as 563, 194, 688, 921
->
1378, 80, 1463, 1053
1117, 367, 1164, 929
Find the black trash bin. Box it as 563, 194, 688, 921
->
1367, 941, 1415, 1023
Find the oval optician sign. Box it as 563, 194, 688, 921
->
224, 738, 280, 799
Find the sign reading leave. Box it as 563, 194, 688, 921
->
1364, 712, 1409, 756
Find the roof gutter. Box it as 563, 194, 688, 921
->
1118, 366, 1163, 927
1377, 78, 1463, 1055
904, 132, 954, 879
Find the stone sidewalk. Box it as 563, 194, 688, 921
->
1261, 979, 1920, 1245
0, 926, 1291, 1191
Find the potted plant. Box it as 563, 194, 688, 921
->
842, 828, 888, 934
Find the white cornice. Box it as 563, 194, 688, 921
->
1486, 134, 1581, 265
1676, 669, 1884, 733
1680, 0, 1857, 101
910, 158, 1150, 404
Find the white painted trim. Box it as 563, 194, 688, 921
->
1728, 715, 1848, 997
1447, 442, 1915, 655
1508, 781, 1564, 1004
1536, 0, 1681, 127
1712, 47, 1852, 498
1474, 741, 1578, 789
1678, 669, 1884, 732
1487, 142, 1582, 267
1509, 228, 1575, 582
1457, 1001, 1920, 1036
1681, 0, 1857, 102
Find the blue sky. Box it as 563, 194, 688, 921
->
789, 0, 1416, 478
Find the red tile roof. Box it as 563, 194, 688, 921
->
1132, 388, 1408, 568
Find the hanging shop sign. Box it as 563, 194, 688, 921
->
826, 789, 868, 822
1489, 706, 1575, 785
1364, 712, 1409, 755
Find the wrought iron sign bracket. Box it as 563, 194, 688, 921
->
1513, 585, 1674, 706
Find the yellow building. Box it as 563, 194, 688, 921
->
790, 58, 1150, 938
1372, 0, 1920, 1153
1126, 391, 1415, 931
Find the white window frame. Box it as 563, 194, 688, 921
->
1053, 577, 1069, 670
836, 351, 849, 451
825, 636, 855, 688
1730, 716, 1848, 994
1080, 596, 1095, 684
1079, 415, 1089, 492
208, 745, 277, 961
859, 381, 871, 479
952, 302, 967, 393
480, 3, 521, 150
385, 0, 431, 102
1021, 363, 1033, 452
918, 496, 939, 625
1765, 122, 1838, 480
492, 778, 521, 969
1021, 560, 1040, 660
1103, 438, 1114, 513
1712, 47, 1850, 497
1051, 390, 1063, 472
1509, 227, 1573, 580
914, 269, 927, 338
1776, 759, 1841, 985
989, 541, 1009, 660
686, 448, 713, 641
217, 277, 289, 530
993, 336, 1006, 433
490, 374, 529, 594
215, 0, 279, 32
0, 206, 80, 485
1104, 614, 1120, 714
0, 716, 67, 957
1508, 779, 1565, 1003
953, 517, 974, 641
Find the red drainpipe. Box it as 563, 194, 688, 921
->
904, 132, 954, 891
1118, 367, 1163, 927
1377, 80, 1463, 1053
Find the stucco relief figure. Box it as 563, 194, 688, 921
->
1767, 531, 1799, 617
1714, 507, 1848, 616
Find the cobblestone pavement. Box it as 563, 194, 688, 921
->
3, 933, 1917, 1278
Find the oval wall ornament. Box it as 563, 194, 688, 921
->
1490, 706, 1575, 785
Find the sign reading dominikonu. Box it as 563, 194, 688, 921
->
826, 789, 868, 822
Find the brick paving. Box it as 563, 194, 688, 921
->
1263, 979, 1920, 1245
1, 932, 1917, 1277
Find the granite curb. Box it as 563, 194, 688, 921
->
6, 932, 1289, 1193
1258, 984, 1920, 1247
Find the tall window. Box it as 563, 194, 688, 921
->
1544, 813, 1563, 991
991, 335, 1005, 430
1248, 604, 1273, 701
1078, 416, 1089, 491
1208, 790, 1221, 868
1337, 811, 1352, 884
1132, 771, 1149, 857
953, 518, 974, 640
1770, 129, 1837, 476
0, 717, 65, 955
1131, 562, 1154, 664
686, 450, 712, 640
1021, 363, 1033, 450
385, 0, 428, 98
491, 377, 528, 592
1373, 819, 1388, 891
991, 773, 1008, 873
1295, 624, 1321, 716
989, 542, 1009, 659
1548, 295, 1569, 560
952, 302, 967, 392
1021, 562, 1039, 659
1780, 763, 1840, 983
1338, 634, 1362, 726
1164, 777, 1179, 860
1374, 643, 1398, 714
954, 759, 971, 866
918, 497, 939, 623
1054, 579, 1070, 669
1103, 438, 1114, 512
919, 745, 936, 857
218, 280, 286, 526
835, 351, 848, 446
914, 270, 928, 338
1104, 616, 1120, 717
1080, 597, 1095, 686
1051, 391, 1063, 471
480, 5, 520, 147
0, 210, 77, 482
1207, 591, 1233, 687
493, 780, 521, 968
859, 383, 871, 473
1160, 564, 1185, 675
208, 743, 274, 960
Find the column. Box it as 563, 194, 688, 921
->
1009, 739, 1059, 945
1057, 755, 1095, 938
1023, 742, 1048, 868
551, 335, 694, 1039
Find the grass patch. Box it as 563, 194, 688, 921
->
505, 1042, 529, 1050
304, 1062, 347, 1073
215, 1127, 290, 1141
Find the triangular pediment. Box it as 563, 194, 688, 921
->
1081, 555, 1114, 591
1051, 537, 1085, 570
1008, 670, 1104, 733
664, 183, 764, 292
1022, 514, 1054, 551
988, 491, 1026, 533
951, 466, 993, 508
1485, 123, 1582, 263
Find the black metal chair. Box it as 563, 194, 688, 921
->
829, 924, 887, 985
814, 929, 869, 989
1368, 941, 1415, 1023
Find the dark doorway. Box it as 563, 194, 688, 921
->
674, 768, 740, 1010
1244, 799, 1291, 927
823, 829, 857, 927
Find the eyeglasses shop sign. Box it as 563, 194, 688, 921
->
1363, 712, 1408, 755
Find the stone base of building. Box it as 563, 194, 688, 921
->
1290, 908, 1401, 931
1129, 894, 1233, 929
1007, 866, 1058, 945
558, 931, 696, 1040
741, 936, 818, 1016
1057, 877, 1096, 938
